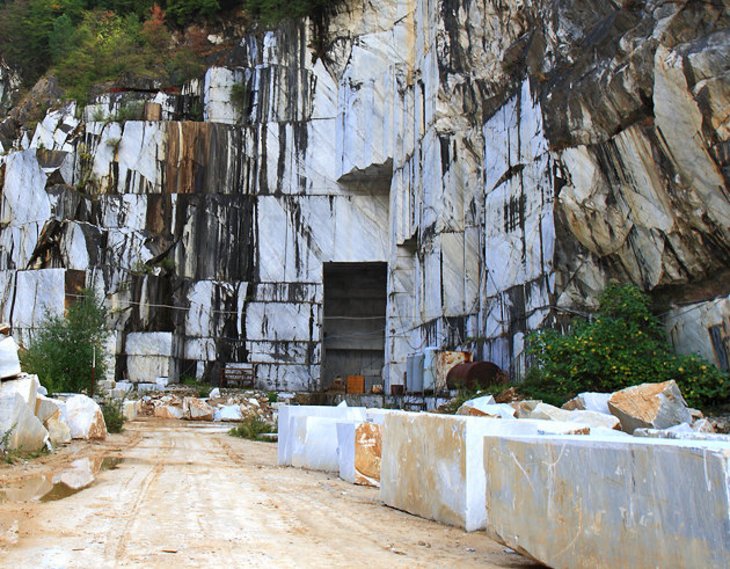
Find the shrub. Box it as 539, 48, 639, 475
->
524, 284, 730, 409
229, 416, 275, 441
21, 288, 109, 395
101, 399, 125, 433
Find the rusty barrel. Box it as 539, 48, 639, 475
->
446, 361, 507, 390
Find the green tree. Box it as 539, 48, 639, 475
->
524, 284, 729, 409
21, 288, 109, 395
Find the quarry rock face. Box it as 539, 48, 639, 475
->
0, 1, 727, 390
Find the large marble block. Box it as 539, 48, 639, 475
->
337, 421, 383, 487
277, 405, 366, 466
380, 412, 592, 531
483, 435, 730, 569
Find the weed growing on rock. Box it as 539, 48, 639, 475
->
101, 399, 125, 434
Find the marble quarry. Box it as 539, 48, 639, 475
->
0, 1, 728, 391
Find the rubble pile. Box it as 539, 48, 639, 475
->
125, 387, 276, 425
0, 337, 106, 454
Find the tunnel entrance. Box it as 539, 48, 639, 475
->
322, 262, 387, 392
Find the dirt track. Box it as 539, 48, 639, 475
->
0, 419, 539, 568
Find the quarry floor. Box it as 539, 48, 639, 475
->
0, 419, 540, 568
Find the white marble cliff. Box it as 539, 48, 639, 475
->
0, 0, 728, 390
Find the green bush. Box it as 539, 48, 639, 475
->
21, 289, 109, 395
523, 284, 730, 409
101, 399, 125, 433
229, 416, 275, 441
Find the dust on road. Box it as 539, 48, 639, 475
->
0, 418, 540, 568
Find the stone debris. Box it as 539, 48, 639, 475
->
608, 380, 692, 433
154, 404, 184, 419
525, 402, 621, 430
183, 397, 215, 421
562, 392, 612, 415
457, 402, 517, 419
65, 394, 107, 440
218, 405, 243, 422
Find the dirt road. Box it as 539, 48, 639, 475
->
0, 419, 539, 568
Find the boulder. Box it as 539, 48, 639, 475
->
511, 400, 541, 418
0, 373, 41, 409
65, 394, 107, 440
608, 380, 692, 433
0, 335, 21, 379
526, 402, 621, 430
183, 397, 214, 421
0, 393, 49, 452
208, 387, 221, 399
562, 392, 612, 415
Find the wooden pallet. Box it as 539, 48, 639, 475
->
220, 363, 255, 388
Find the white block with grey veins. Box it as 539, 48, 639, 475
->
277, 405, 366, 466
336, 421, 357, 483
0, 335, 21, 378
483, 435, 730, 569
65, 394, 107, 440
0, 373, 40, 409
291, 416, 365, 472
0, 393, 49, 451
608, 380, 692, 433
379, 412, 592, 532
125, 332, 175, 356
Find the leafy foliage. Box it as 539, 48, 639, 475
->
21, 288, 109, 395
101, 398, 125, 433
523, 284, 730, 409
228, 416, 275, 441
242, 0, 335, 27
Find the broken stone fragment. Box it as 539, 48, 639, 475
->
183, 397, 214, 421
122, 400, 139, 421
153, 405, 183, 419
0, 335, 21, 379
455, 394, 495, 415
562, 392, 612, 415
219, 404, 243, 421
45, 412, 72, 446
35, 393, 65, 424
608, 380, 692, 433
457, 400, 516, 419
0, 393, 49, 452
526, 403, 621, 430
511, 400, 541, 418
65, 394, 107, 440
53, 458, 96, 490
0, 373, 41, 410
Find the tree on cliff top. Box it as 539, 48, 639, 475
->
21, 288, 109, 395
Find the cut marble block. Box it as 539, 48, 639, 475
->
379, 412, 592, 531
291, 416, 362, 472
277, 405, 365, 466
483, 435, 730, 569
337, 422, 383, 487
